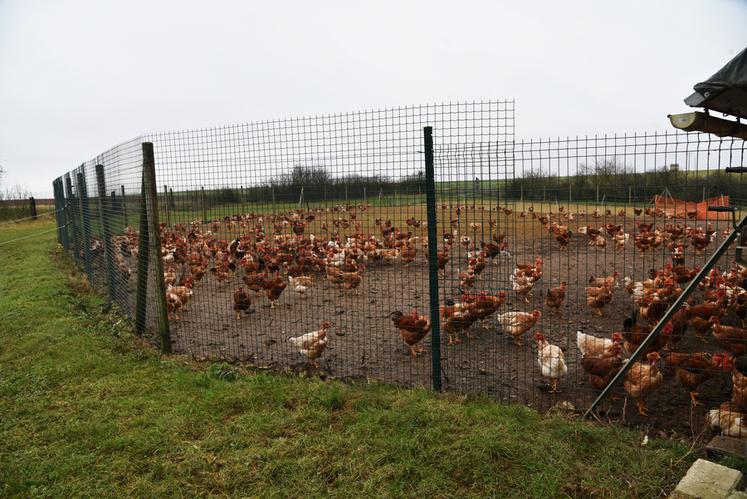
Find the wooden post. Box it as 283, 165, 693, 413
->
169, 188, 175, 212
629, 185, 632, 205
95, 165, 117, 302
29, 197, 37, 220
345, 184, 348, 203
298, 186, 304, 208
142, 142, 172, 353
271, 186, 276, 213
201, 186, 207, 222
120, 185, 128, 227
240, 185, 245, 213
363, 186, 367, 204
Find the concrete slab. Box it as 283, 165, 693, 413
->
708, 436, 747, 460
671, 459, 742, 499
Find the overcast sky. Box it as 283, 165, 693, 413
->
1, 0, 745, 197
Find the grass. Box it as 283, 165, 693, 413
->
0, 221, 697, 497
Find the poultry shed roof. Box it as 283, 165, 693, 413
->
685, 47, 747, 119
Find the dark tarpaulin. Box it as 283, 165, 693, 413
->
685, 47, 747, 118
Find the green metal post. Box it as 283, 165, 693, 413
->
77, 170, 93, 280
95, 165, 117, 302
423, 126, 442, 392
143, 142, 172, 353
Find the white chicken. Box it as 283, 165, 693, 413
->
288, 321, 333, 367
289, 275, 313, 299
496, 310, 541, 346
576, 330, 623, 358
707, 402, 747, 438
534, 332, 567, 393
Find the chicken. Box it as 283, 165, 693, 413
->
621, 316, 671, 356
289, 275, 313, 299
496, 309, 541, 346
427, 244, 450, 273
664, 352, 732, 405
613, 231, 628, 249
588, 272, 619, 289
710, 316, 747, 356
586, 285, 613, 316
707, 401, 747, 438
623, 352, 663, 416
533, 332, 567, 393
582, 343, 625, 390
440, 300, 477, 345
167, 283, 193, 311
545, 282, 567, 314
731, 363, 747, 413
576, 331, 623, 358
342, 268, 363, 290
390, 309, 432, 356
511, 272, 536, 304
263, 272, 287, 308
288, 321, 333, 367
166, 290, 182, 321
233, 287, 252, 319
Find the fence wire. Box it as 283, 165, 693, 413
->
52, 102, 747, 438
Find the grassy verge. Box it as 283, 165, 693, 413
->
0, 221, 695, 497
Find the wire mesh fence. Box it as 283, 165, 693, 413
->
53, 102, 747, 437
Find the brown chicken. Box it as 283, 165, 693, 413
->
233, 287, 252, 319
586, 286, 613, 316
391, 309, 432, 356
621, 316, 671, 356
545, 282, 567, 314
263, 272, 287, 308
339, 266, 363, 290
624, 351, 664, 416
582, 343, 624, 390
664, 352, 733, 405
710, 317, 747, 356
731, 364, 747, 413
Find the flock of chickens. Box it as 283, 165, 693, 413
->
99, 200, 747, 434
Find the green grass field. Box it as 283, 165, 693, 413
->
0, 220, 702, 497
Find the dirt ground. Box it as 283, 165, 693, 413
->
98, 204, 741, 437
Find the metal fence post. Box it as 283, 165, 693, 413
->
135, 175, 150, 336
143, 142, 172, 353
95, 164, 117, 302
77, 170, 93, 280
423, 126, 442, 392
